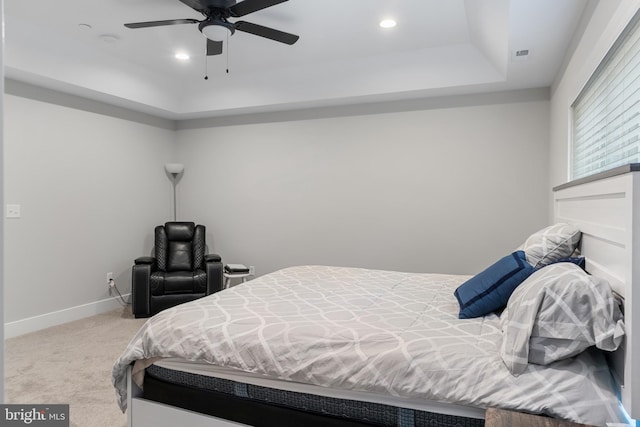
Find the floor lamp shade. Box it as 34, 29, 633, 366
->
165, 163, 184, 176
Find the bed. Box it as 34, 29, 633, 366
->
112, 164, 640, 427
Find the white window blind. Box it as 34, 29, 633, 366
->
572, 11, 640, 180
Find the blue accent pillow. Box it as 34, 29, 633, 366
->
454, 251, 535, 319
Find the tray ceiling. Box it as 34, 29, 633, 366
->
4, 0, 588, 119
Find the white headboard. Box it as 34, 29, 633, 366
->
554, 164, 640, 421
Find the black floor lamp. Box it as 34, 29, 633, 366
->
165, 163, 184, 221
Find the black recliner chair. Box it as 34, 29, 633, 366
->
132, 222, 223, 318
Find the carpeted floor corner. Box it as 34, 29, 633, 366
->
5, 307, 147, 427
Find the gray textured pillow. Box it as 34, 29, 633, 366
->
522, 223, 581, 268
500, 262, 624, 375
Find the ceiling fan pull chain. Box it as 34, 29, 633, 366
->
204, 46, 209, 80
226, 31, 230, 74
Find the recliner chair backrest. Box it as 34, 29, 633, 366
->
155, 222, 206, 272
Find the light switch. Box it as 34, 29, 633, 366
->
6, 204, 21, 218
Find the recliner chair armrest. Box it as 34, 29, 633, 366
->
132, 258, 157, 318
205, 255, 223, 294
135, 256, 156, 265
205, 254, 222, 263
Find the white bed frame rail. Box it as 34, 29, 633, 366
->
554, 165, 640, 420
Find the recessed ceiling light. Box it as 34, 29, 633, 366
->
78, 23, 92, 30
379, 19, 397, 29
100, 34, 119, 44
175, 52, 190, 61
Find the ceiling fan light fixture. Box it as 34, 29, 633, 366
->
201, 24, 232, 42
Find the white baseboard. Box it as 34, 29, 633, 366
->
4, 294, 131, 339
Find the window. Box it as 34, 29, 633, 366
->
571, 11, 640, 179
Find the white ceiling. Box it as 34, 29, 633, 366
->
4, 0, 589, 119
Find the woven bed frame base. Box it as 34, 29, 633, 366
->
144, 365, 485, 427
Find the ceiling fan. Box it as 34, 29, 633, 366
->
124, 0, 299, 56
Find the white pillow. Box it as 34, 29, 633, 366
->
522, 223, 581, 268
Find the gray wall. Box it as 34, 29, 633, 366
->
176, 92, 551, 277
3, 88, 175, 324
3, 85, 551, 328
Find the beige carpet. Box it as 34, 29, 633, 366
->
5, 307, 147, 427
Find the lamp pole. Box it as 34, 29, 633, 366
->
171, 174, 178, 221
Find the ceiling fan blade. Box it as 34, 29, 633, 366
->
207, 39, 223, 56
235, 21, 299, 45
125, 19, 199, 29
229, 0, 288, 17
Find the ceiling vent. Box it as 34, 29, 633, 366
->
512, 49, 531, 62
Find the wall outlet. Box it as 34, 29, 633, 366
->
107, 272, 113, 282
249, 266, 255, 276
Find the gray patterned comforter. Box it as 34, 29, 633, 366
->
112, 265, 624, 425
